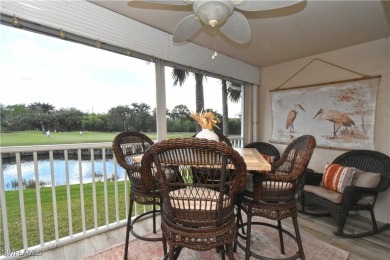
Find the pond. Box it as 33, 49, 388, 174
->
2, 157, 125, 190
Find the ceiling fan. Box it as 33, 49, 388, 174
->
131, 0, 303, 44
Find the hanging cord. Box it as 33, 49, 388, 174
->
275, 58, 369, 90
212, 27, 218, 59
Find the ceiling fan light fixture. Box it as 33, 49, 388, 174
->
158, 0, 303, 45
194, 0, 234, 28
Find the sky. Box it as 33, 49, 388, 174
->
0, 25, 241, 117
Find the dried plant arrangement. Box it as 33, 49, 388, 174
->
190, 109, 220, 130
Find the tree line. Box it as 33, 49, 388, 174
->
1, 68, 243, 135
0, 102, 241, 135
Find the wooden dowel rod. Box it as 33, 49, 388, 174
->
270, 75, 381, 93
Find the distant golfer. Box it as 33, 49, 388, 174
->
80, 131, 83, 137
47, 130, 50, 137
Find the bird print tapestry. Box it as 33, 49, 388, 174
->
270, 77, 379, 149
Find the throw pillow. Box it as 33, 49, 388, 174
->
350, 167, 381, 188
322, 163, 355, 193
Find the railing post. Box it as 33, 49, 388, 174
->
0, 155, 10, 250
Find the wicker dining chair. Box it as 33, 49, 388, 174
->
112, 132, 161, 260
236, 135, 316, 260
141, 138, 247, 260
301, 149, 390, 238
236, 142, 281, 233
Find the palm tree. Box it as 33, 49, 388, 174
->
221, 80, 242, 136
172, 68, 205, 131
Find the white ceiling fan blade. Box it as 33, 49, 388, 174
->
234, 0, 303, 11
219, 11, 251, 44
129, 0, 190, 5
173, 14, 202, 43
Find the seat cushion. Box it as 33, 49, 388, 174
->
245, 174, 293, 192
322, 164, 355, 193
304, 185, 343, 204
350, 167, 381, 189
168, 187, 229, 210
304, 185, 376, 205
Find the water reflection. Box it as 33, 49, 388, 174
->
2, 158, 125, 190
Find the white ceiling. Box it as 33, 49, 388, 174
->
89, 0, 390, 68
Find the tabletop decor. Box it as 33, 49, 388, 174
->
191, 109, 220, 142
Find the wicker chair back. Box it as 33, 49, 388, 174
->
112, 132, 160, 260
141, 138, 247, 259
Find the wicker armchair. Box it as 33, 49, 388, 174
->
301, 150, 390, 238
141, 138, 247, 260
112, 132, 161, 260
236, 135, 316, 260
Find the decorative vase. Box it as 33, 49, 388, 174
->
196, 128, 219, 142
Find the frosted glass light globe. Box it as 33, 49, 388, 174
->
194, 0, 234, 27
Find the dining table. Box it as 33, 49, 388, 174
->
233, 148, 271, 172
132, 147, 271, 173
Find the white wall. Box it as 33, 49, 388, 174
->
258, 38, 390, 222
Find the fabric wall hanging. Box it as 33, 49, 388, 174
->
269, 59, 380, 150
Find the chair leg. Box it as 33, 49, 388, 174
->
245, 214, 252, 260
152, 203, 157, 234
335, 210, 350, 236
239, 212, 246, 235
227, 244, 235, 260
277, 220, 285, 255
234, 204, 243, 253
236, 205, 245, 235
124, 199, 134, 260
369, 207, 378, 231
292, 216, 305, 259
168, 247, 174, 260
162, 233, 168, 257
172, 246, 182, 260
221, 246, 226, 260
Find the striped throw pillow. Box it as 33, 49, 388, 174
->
322, 164, 355, 193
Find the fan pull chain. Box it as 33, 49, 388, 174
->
212, 27, 218, 59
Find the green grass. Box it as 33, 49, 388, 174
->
0, 181, 150, 250
0, 131, 197, 147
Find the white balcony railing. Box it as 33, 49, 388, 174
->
0, 137, 243, 259
0, 142, 132, 259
